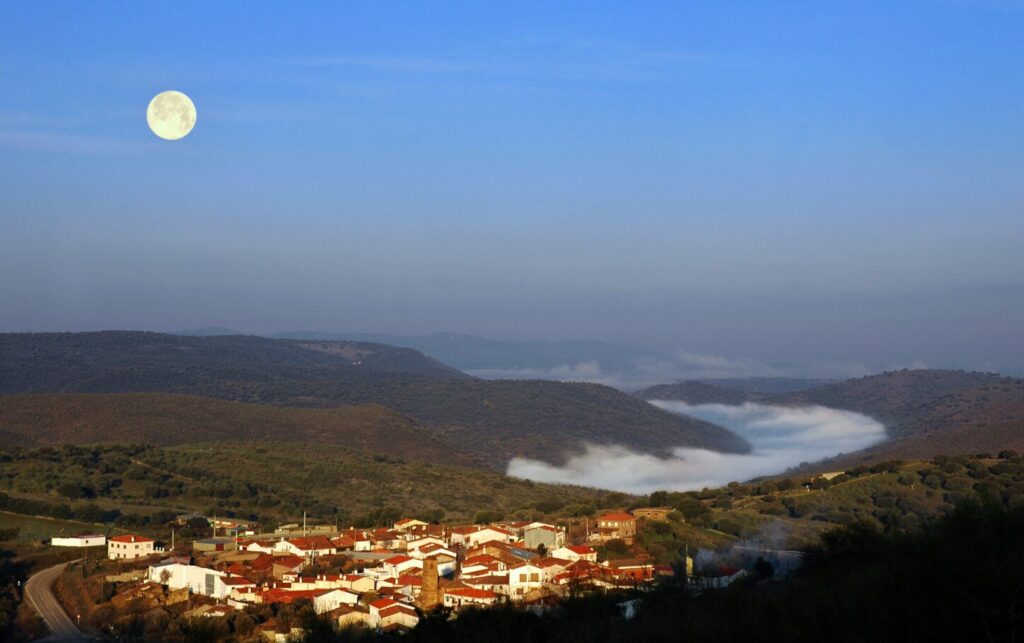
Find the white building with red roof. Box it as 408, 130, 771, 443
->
108, 534, 154, 560
552, 545, 598, 562
464, 526, 512, 548
382, 554, 422, 577
444, 587, 500, 608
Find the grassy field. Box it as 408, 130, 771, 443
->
0, 511, 101, 543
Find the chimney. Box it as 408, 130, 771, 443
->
420, 557, 441, 611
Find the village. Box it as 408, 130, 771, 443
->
49, 507, 700, 639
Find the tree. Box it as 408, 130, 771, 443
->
753, 556, 774, 580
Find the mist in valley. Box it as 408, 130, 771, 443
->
507, 401, 887, 493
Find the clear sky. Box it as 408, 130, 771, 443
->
1, 2, 1022, 377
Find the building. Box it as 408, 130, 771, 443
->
508, 563, 545, 597
420, 556, 441, 610
147, 562, 236, 598
444, 587, 500, 608
632, 507, 674, 521
551, 545, 598, 563
108, 534, 155, 560
52, 533, 105, 548
593, 512, 637, 542
193, 537, 237, 553
393, 518, 429, 532
523, 525, 565, 551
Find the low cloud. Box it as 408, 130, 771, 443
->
507, 402, 887, 493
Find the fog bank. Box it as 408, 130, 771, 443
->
507, 402, 887, 493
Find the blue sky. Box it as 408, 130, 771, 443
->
1, 2, 1022, 376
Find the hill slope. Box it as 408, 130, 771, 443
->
0, 442, 616, 527
0, 393, 481, 466
636, 378, 831, 404
636, 381, 753, 405
0, 332, 748, 466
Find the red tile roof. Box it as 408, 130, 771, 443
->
109, 534, 153, 543
446, 587, 498, 600
598, 512, 635, 522
568, 545, 596, 554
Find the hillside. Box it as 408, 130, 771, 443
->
636, 381, 753, 404
0, 332, 748, 466
273, 330, 668, 374
0, 393, 480, 466
0, 442, 617, 528
769, 369, 1024, 468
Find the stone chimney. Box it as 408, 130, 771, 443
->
420, 556, 441, 610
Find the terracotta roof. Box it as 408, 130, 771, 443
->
568, 545, 596, 554
598, 512, 635, 522
379, 604, 417, 618
285, 536, 335, 551
369, 598, 398, 610
384, 555, 414, 565
109, 534, 154, 543
446, 587, 498, 600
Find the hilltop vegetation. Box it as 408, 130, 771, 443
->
0, 443, 619, 531
0, 393, 477, 466
0, 332, 748, 466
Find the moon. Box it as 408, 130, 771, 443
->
146, 90, 196, 140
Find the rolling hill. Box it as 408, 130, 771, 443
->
0, 393, 480, 466
635, 381, 753, 405
0, 332, 749, 467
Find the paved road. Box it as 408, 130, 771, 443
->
24, 560, 85, 641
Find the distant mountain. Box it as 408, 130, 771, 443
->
0, 332, 748, 467
636, 381, 752, 405
768, 369, 1024, 468
0, 393, 480, 466
272, 331, 667, 375
699, 377, 833, 395
636, 377, 830, 404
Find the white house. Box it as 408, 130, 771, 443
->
443, 587, 500, 608
108, 534, 155, 560
311, 589, 359, 613
275, 536, 336, 558
52, 534, 105, 548
465, 527, 512, 548
407, 536, 446, 555
382, 555, 422, 577
409, 542, 456, 561
508, 563, 545, 597
368, 598, 419, 629
148, 563, 234, 599
393, 518, 429, 532
551, 545, 598, 563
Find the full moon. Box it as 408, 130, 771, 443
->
146, 90, 196, 140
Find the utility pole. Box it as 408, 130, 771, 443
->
303, 511, 307, 536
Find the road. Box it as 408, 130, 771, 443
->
24, 560, 86, 641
